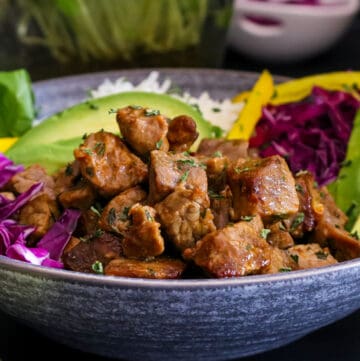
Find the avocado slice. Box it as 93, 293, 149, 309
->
6, 91, 215, 173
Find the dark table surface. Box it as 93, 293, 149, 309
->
1, 12, 360, 361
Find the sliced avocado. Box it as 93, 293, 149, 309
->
6, 91, 215, 173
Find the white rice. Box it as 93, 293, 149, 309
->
90, 71, 244, 133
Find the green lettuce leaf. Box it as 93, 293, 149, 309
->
328, 110, 360, 229
0, 69, 35, 137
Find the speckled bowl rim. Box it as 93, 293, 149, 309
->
1, 67, 360, 289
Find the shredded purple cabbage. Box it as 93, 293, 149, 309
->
0, 153, 24, 188
0, 154, 81, 269
250, 86, 360, 186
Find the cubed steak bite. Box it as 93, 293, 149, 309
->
58, 179, 96, 210
99, 186, 147, 234
122, 204, 165, 259
155, 186, 215, 252
148, 150, 208, 204
228, 155, 299, 223
74, 131, 148, 198
183, 221, 271, 278
116, 105, 169, 156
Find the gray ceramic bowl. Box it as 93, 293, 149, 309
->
1, 69, 360, 361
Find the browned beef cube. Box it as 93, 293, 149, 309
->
228, 155, 299, 223
308, 187, 360, 260
200, 155, 229, 193
148, 150, 207, 204
9, 164, 56, 199
196, 138, 249, 163
167, 115, 199, 152
58, 179, 96, 210
267, 222, 294, 249
99, 186, 147, 234
286, 244, 337, 269
209, 186, 232, 230
155, 186, 215, 251
74, 131, 148, 198
62, 232, 123, 273
54, 160, 81, 196
122, 204, 164, 259
105, 257, 186, 279
263, 247, 299, 274
19, 194, 60, 245
116, 106, 169, 156
183, 221, 271, 278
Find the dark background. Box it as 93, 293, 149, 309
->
1, 9, 360, 361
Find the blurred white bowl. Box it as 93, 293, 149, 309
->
227, 0, 359, 62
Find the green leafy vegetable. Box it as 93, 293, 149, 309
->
0, 69, 35, 137
328, 110, 360, 229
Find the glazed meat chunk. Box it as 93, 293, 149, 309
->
228, 155, 299, 223
209, 186, 232, 230
201, 154, 229, 193
196, 138, 249, 163
310, 186, 360, 260
183, 221, 271, 278
99, 186, 147, 234
105, 257, 186, 279
155, 186, 215, 251
116, 106, 169, 156
167, 115, 199, 152
19, 193, 60, 245
74, 131, 148, 198
287, 244, 337, 269
62, 231, 123, 273
58, 179, 96, 210
267, 222, 294, 249
9, 164, 56, 199
264, 247, 298, 274
148, 150, 208, 204
122, 204, 165, 259
54, 161, 81, 196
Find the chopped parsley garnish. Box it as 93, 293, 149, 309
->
260, 228, 271, 239
119, 206, 130, 221
279, 267, 292, 272
290, 212, 305, 231
107, 208, 117, 225
295, 184, 304, 194
212, 107, 221, 113
145, 209, 154, 222
93, 229, 104, 238
90, 206, 101, 217
313, 181, 319, 188
144, 109, 160, 116
208, 190, 225, 199
234, 166, 250, 174
83, 148, 93, 155
180, 170, 190, 182
155, 139, 163, 150
108, 108, 117, 114
94, 142, 105, 156
315, 251, 328, 260
240, 216, 254, 222
290, 254, 299, 264
129, 105, 143, 110
177, 158, 197, 168
212, 151, 222, 158
91, 260, 104, 274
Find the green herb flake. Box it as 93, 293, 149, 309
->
212, 151, 223, 158
144, 109, 160, 117
108, 108, 117, 114
94, 229, 104, 238
91, 260, 104, 274
83, 148, 93, 155
351, 231, 359, 240
155, 139, 163, 150
119, 206, 130, 221
180, 170, 190, 182
212, 107, 221, 113
145, 209, 154, 222
246, 244, 252, 251
315, 251, 328, 260
86, 101, 99, 110
177, 158, 197, 168
260, 228, 271, 239
107, 208, 117, 226
290, 254, 299, 264
94, 141, 105, 156
313, 181, 319, 188
295, 184, 304, 194
240, 216, 254, 222
279, 267, 292, 272
208, 190, 225, 199
234, 167, 250, 174
90, 206, 101, 217
290, 212, 305, 231
341, 159, 352, 168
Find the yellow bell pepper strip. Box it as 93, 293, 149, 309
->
227, 69, 274, 140
0, 137, 18, 153
271, 71, 360, 105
